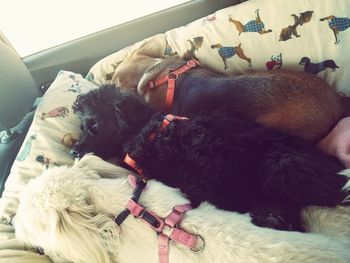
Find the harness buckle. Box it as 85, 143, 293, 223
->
136, 208, 162, 229
136, 177, 148, 188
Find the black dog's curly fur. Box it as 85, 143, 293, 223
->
72, 85, 349, 231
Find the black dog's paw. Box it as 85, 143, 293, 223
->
249, 211, 293, 231
340, 189, 350, 206
249, 205, 304, 232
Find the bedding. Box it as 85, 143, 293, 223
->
0, 71, 97, 262
88, 0, 350, 95
1, 0, 350, 262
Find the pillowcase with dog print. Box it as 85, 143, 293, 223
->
0, 71, 98, 224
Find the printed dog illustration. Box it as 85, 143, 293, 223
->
202, 13, 216, 26
40, 106, 69, 120
266, 53, 283, 70
279, 11, 313, 41
320, 15, 350, 44
299, 57, 339, 74
228, 9, 272, 35
183, 36, 203, 61
211, 43, 252, 69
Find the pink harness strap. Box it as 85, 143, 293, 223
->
125, 175, 203, 263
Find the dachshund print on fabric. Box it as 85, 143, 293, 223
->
40, 106, 69, 120
279, 11, 313, 41
228, 9, 272, 35
266, 53, 283, 70
320, 15, 350, 44
299, 57, 339, 74
183, 36, 204, 61
211, 43, 252, 69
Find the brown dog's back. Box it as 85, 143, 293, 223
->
234, 70, 345, 141
113, 55, 348, 142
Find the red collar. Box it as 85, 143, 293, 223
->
146, 59, 199, 112
124, 114, 188, 177
124, 154, 144, 176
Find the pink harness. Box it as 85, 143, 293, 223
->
115, 175, 204, 263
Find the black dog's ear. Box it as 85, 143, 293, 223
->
72, 90, 98, 115
73, 85, 117, 115
72, 94, 86, 114
112, 89, 154, 135
113, 97, 128, 131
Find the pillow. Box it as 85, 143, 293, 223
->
0, 71, 98, 223
0, 71, 98, 262
87, 0, 350, 94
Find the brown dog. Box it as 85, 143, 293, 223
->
112, 53, 350, 142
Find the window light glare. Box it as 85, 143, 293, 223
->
0, 0, 190, 57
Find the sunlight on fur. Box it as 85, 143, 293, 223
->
13, 155, 350, 263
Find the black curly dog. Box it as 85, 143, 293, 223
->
71, 85, 349, 232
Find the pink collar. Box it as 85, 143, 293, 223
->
146, 59, 200, 112
116, 175, 204, 263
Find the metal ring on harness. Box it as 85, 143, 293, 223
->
168, 73, 178, 80
190, 234, 205, 253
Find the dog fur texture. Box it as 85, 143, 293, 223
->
111, 52, 350, 142
13, 155, 350, 263
71, 86, 350, 231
